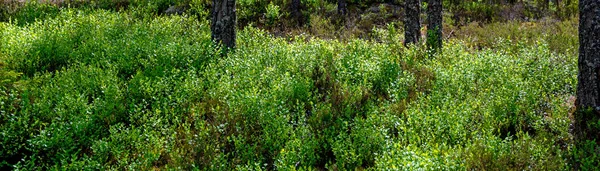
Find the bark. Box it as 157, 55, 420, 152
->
404, 0, 421, 45
338, 0, 347, 15
211, 0, 236, 49
556, 0, 561, 16
291, 0, 302, 26
426, 0, 443, 53
575, 0, 600, 141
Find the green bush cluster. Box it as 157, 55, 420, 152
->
0, 1, 60, 26
454, 17, 578, 55
0, 9, 216, 170
445, 0, 578, 24
1, 9, 214, 78
0, 4, 593, 170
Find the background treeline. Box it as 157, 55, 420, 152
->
0, 0, 581, 54
0, 0, 579, 36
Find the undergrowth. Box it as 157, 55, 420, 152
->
0, 4, 592, 170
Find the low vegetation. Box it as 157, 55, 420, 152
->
0, 0, 596, 170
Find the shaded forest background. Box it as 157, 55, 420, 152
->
0, 0, 580, 41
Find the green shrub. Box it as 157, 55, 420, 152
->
265, 2, 281, 27
454, 17, 578, 55
573, 140, 600, 170
1, 9, 215, 78
9, 1, 60, 26
2, 65, 124, 169
0, 6, 581, 170
189, 0, 211, 20
376, 144, 464, 170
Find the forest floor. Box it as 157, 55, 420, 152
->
0, 1, 596, 170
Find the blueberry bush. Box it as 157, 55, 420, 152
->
0, 1, 592, 170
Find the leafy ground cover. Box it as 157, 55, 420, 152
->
0, 2, 594, 170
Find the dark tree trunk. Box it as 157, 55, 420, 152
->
211, 0, 236, 49
404, 0, 421, 45
291, 0, 302, 26
338, 0, 347, 15
575, 0, 600, 142
426, 0, 442, 53
556, 0, 561, 17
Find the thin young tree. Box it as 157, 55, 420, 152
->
426, 0, 442, 53
575, 0, 600, 142
404, 0, 421, 45
211, 0, 236, 49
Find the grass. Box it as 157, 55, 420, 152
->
0, 4, 594, 170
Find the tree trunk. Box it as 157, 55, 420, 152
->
575, 0, 600, 142
404, 0, 421, 45
338, 0, 347, 15
426, 0, 442, 53
556, 0, 561, 17
291, 0, 302, 26
211, 0, 236, 49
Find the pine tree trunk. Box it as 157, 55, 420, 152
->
556, 0, 562, 17
338, 0, 347, 15
404, 0, 421, 45
291, 0, 302, 26
211, 0, 236, 49
575, 0, 600, 142
426, 0, 442, 53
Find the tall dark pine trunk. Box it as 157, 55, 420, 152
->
426, 0, 442, 53
556, 0, 562, 17
211, 0, 236, 49
291, 0, 302, 26
338, 0, 347, 15
404, 0, 421, 45
575, 0, 600, 143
